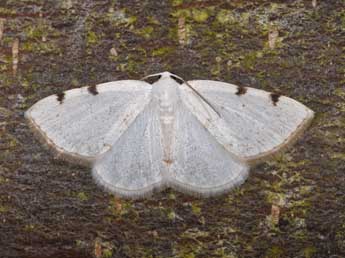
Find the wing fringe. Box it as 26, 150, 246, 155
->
245, 110, 314, 165
92, 165, 249, 199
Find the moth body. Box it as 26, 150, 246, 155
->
153, 73, 180, 167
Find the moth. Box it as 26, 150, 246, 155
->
25, 72, 314, 198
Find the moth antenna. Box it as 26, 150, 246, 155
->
140, 73, 162, 84
184, 80, 221, 118
140, 72, 164, 80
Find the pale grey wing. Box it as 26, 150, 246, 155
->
92, 98, 165, 198
180, 80, 314, 164
168, 100, 249, 197
25, 80, 152, 165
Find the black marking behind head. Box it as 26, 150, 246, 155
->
88, 85, 99, 95
143, 75, 161, 84
56, 92, 65, 104
236, 86, 247, 96
270, 93, 281, 106
170, 74, 184, 84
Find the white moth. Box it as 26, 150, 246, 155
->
25, 71, 314, 198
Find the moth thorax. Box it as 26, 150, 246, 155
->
159, 96, 175, 125
158, 90, 175, 113
161, 115, 174, 124
159, 102, 175, 124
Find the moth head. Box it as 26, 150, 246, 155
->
141, 71, 184, 84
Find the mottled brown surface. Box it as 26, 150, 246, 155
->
0, 0, 345, 257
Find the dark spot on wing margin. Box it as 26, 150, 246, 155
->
170, 75, 184, 84
236, 86, 247, 96
143, 75, 161, 84
56, 92, 65, 104
270, 93, 281, 106
88, 85, 99, 95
